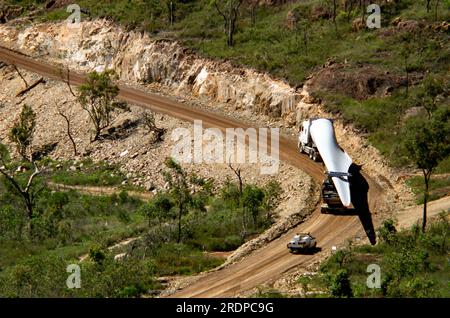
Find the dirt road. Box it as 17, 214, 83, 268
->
397, 196, 450, 229
0, 46, 384, 297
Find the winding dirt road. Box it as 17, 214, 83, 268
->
0, 46, 384, 297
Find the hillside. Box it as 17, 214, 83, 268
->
0, 0, 448, 299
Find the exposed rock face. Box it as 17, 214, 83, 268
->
0, 20, 300, 123
305, 63, 405, 101
310, 5, 332, 21
0, 4, 24, 23
352, 17, 366, 32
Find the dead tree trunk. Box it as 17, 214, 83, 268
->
227, 162, 247, 238
61, 67, 77, 98
13, 65, 28, 88
214, 0, 244, 47
228, 162, 243, 195
422, 169, 432, 232
16, 77, 44, 97
167, 0, 175, 26
56, 102, 78, 156
142, 111, 166, 142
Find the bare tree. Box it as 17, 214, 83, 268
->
400, 32, 416, 97
426, 0, 432, 13
141, 111, 166, 142
227, 161, 243, 195
212, 0, 244, 47
167, 0, 175, 26
55, 101, 78, 156
0, 138, 44, 238
0, 162, 42, 237
13, 64, 28, 88
227, 161, 248, 238
59, 66, 77, 98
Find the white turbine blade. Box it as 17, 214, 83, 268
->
310, 119, 352, 207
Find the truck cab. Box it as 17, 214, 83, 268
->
298, 119, 321, 162
298, 120, 311, 147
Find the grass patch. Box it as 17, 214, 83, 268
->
150, 243, 223, 276
46, 158, 127, 187
406, 175, 450, 204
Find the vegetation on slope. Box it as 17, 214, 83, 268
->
254, 215, 449, 298
307, 215, 450, 298
0, 148, 282, 297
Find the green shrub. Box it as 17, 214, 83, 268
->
329, 270, 353, 298
88, 245, 107, 265
378, 219, 397, 244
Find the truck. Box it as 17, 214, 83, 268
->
320, 171, 353, 213
298, 119, 321, 162
287, 233, 317, 253
298, 118, 353, 213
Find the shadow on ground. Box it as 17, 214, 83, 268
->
289, 247, 323, 255
349, 164, 376, 245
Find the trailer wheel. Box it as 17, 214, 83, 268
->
312, 151, 318, 161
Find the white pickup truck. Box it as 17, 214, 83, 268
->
287, 233, 317, 253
